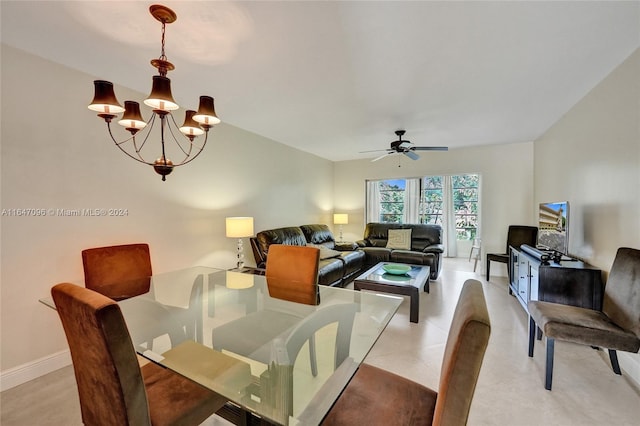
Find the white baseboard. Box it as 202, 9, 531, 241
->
0, 350, 71, 392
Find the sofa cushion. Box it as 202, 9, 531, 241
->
318, 258, 344, 286
307, 243, 341, 260
386, 229, 412, 250
409, 224, 443, 252
339, 250, 366, 276
391, 250, 435, 266
362, 223, 403, 247
361, 247, 392, 265
256, 227, 307, 262
300, 224, 336, 249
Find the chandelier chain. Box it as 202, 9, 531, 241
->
160, 21, 167, 62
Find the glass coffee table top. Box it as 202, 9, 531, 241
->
355, 262, 430, 289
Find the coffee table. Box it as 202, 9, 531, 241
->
353, 262, 430, 323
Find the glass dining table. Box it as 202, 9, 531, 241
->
78, 266, 402, 425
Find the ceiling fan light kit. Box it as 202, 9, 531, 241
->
88, 4, 219, 181
363, 130, 449, 163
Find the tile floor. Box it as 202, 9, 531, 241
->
2, 258, 640, 425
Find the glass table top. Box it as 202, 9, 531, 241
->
355, 262, 431, 288
111, 267, 402, 425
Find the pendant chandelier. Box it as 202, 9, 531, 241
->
88, 4, 219, 181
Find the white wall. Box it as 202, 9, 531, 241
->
0, 45, 334, 379
333, 141, 535, 277
534, 48, 640, 383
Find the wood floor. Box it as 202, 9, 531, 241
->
2, 258, 640, 425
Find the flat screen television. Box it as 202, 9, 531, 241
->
537, 201, 569, 255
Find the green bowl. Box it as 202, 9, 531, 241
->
382, 264, 411, 275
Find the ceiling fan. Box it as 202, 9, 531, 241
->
362, 130, 448, 162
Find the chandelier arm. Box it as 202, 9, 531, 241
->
131, 113, 157, 162
176, 131, 208, 167
166, 113, 193, 158
106, 121, 154, 166
165, 113, 208, 166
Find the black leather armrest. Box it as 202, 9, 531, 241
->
423, 244, 444, 254
335, 242, 358, 251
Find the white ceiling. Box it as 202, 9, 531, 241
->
2, 1, 639, 161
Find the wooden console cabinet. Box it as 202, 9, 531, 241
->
509, 245, 603, 313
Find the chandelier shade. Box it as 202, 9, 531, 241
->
144, 75, 179, 111
88, 80, 125, 116
87, 4, 219, 181
118, 101, 147, 134
193, 96, 221, 127
180, 110, 205, 138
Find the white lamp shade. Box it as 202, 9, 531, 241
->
226, 217, 254, 238
333, 214, 349, 225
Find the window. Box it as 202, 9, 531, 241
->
420, 176, 443, 225
367, 174, 480, 241
452, 174, 479, 240
378, 180, 405, 223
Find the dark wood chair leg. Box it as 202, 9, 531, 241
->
528, 316, 535, 357
608, 349, 622, 375
486, 259, 490, 281
537, 326, 542, 340
545, 338, 555, 390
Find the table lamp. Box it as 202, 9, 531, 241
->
226, 217, 254, 269
333, 213, 348, 243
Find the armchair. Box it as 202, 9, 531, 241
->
528, 247, 640, 390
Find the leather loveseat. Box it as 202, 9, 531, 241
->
250, 224, 365, 287
357, 222, 444, 280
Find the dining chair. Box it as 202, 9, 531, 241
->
83, 244, 203, 345
260, 302, 358, 419
486, 225, 538, 281
265, 244, 321, 305
528, 247, 640, 390
212, 244, 321, 374
322, 279, 491, 426
51, 282, 227, 426
82, 243, 152, 301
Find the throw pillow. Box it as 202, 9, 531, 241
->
307, 243, 341, 260
386, 229, 412, 250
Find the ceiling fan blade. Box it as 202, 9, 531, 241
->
412, 146, 449, 151
403, 151, 420, 160
360, 148, 391, 153
372, 152, 396, 162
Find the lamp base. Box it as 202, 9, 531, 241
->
236, 238, 245, 269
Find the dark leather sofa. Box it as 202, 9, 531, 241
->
250, 224, 365, 287
356, 223, 444, 280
